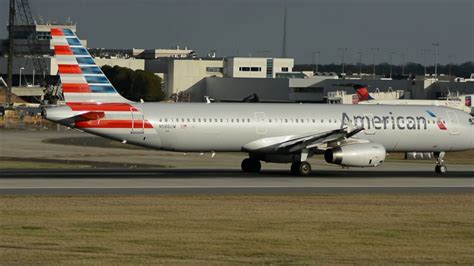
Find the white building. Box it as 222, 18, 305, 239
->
160, 57, 295, 95
166, 59, 224, 96
226, 57, 293, 78
94, 58, 145, 71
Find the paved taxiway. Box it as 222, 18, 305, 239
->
1, 168, 472, 195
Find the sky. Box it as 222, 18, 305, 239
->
0, 0, 472, 64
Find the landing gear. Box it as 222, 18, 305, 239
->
435, 164, 447, 174
434, 152, 447, 174
241, 158, 261, 173
290, 161, 312, 176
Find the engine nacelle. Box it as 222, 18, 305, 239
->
325, 143, 386, 167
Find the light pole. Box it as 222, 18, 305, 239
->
357, 50, 363, 76
432, 42, 439, 78
448, 55, 455, 77
371, 48, 379, 78
19, 67, 24, 87
389, 52, 396, 79
401, 52, 406, 76
422, 49, 429, 77
339, 48, 347, 74
312, 51, 320, 73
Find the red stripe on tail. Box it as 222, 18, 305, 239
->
58, 64, 82, 74
54, 45, 73, 55
51, 28, 64, 36
62, 84, 91, 93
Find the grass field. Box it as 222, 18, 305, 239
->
1, 194, 473, 264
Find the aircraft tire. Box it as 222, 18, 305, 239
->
435, 164, 447, 174
298, 161, 312, 176
241, 158, 261, 173
290, 162, 300, 175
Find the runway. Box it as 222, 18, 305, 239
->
1, 168, 473, 194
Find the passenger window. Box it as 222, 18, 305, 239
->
236, 118, 239, 122
215, 118, 218, 122
187, 118, 190, 122
247, 118, 250, 122
198, 118, 201, 122
165, 118, 168, 122
193, 118, 196, 122
159, 118, 162, 122
312, 119, 315, 123
220, 118, 223, 122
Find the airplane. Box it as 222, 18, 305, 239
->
352, 84, 473, 114
43, 28, 474, 175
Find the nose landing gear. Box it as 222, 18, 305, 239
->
434, 152, 447, 174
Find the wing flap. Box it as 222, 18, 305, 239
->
243, 126, 364, 154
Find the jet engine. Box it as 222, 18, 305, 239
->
324, 143, 386, 167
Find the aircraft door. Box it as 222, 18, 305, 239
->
130, 107, 145, 134
254, 112, 267, 135
446, 110, 460, 135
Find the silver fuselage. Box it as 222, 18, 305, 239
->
57, 103, 473, 153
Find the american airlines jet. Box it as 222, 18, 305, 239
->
354, 85, 473, 114
44, 28, 474, 175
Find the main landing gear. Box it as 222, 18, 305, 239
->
241, 158, 261, 173
434, 152, 447, 174
291, 161, 312, 176
241, 158, 312, 176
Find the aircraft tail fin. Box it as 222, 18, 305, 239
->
354, 85, 374, 101
50, 28, 129, 104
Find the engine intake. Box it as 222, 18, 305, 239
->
325, 143, 386, 167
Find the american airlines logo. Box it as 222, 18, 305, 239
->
426, 110, 448, 130
341, 112, 438, 131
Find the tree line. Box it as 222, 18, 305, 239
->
101, 65, 165, 102
294, 61, 474, 78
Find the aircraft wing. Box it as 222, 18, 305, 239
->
242, 127, 364, 154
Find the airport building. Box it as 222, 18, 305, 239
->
1, 23, 473, 110
156, 57, 295, 95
